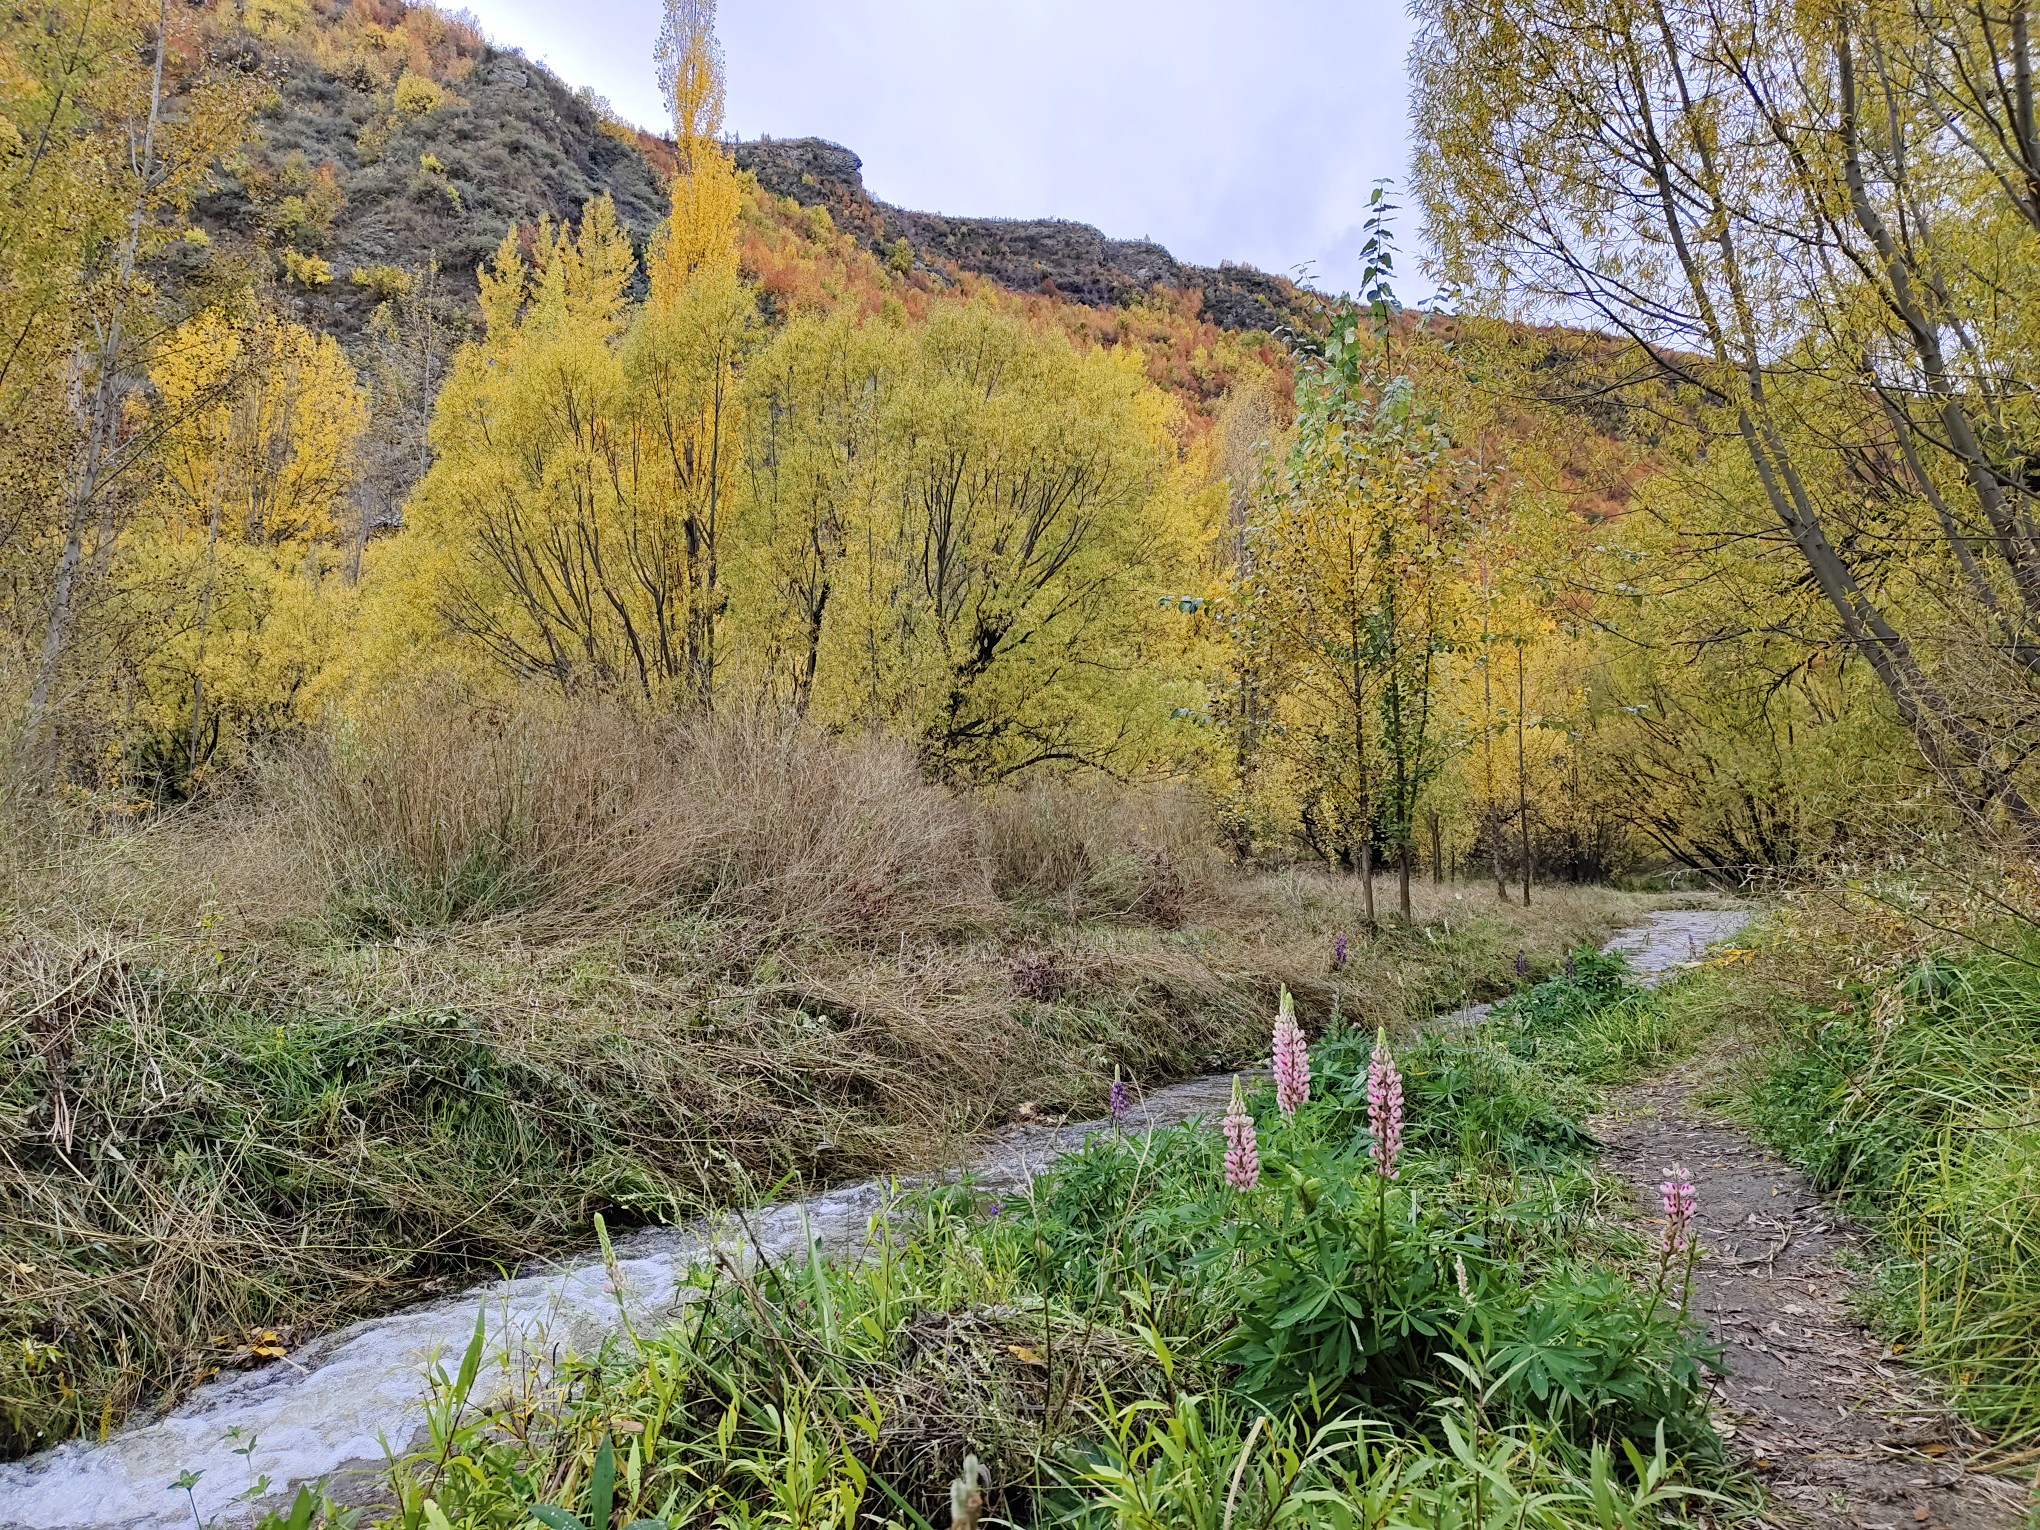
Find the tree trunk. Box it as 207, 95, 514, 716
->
186, 478, 226, 785
20, 0, 170, 783
1516, 643, 1531, 906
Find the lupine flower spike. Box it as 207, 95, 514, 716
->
1221, 1076, 1260, 1192
1514, 949, 1531, 978
1367, 1028, 1404, 1180
1108, 1069, 1131, 1129
1331, 934, 1350, 971
1659, 1164, 1697, 1252
1272, 987, 1310, 1118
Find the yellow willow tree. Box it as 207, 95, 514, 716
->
135, 311, 364, 787
4, 0, 255, 779
1414, 0, 2040, 846
403, 198, 744, 707
815, 302, 1198, 781
736, 308, 903, 714
387, 0, 753, 711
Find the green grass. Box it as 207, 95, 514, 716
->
1485, 947, 1690, 1086
1662, 928, 2040, 1447
257, 954, 1741, 1529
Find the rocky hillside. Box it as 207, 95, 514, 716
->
190, 0, 1312, 346
189, 3, 668, 344
731, 137, 1318, 334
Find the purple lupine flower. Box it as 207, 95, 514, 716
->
1514, 949, 1530, 978
1367, 1029, 1404, 1180
1109, 1072, 1131, 1128
1272, 987, 1310, 1118
1221, 1076, 1260, 1192
1564, 952, 1578, 983
1332, 934, 1350, 971
1659, 1165, 1697, 1252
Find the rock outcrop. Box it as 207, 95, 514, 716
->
734, 137, 1316, 334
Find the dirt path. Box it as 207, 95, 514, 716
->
1598, 1080, 2031, 1529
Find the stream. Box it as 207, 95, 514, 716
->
0, 903, 1752, 1530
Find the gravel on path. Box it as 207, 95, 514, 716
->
1597, 1082, 2031, 1528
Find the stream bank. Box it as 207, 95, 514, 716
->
0, 903, 1750, 1530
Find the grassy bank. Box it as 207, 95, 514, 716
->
1664, 898, 2040, 1448
0, 706, 1654, 1457
291, 952, 1733, 1529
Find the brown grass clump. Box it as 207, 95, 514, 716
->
981, 777, 1227, 925
272, 691, 998, 943
0, 694, 1662, 1457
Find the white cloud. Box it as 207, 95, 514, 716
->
454, 0, 1417, 294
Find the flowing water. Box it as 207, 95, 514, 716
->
0, 903, 1751, 1530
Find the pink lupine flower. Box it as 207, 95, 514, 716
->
1367, 1028, 1404, 1180
1221, 1076, 1260, 1192
1660, 1164, 1697, 1251
1272, 987, 1310, 1118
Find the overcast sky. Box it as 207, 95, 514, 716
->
452, 1, 1420, 294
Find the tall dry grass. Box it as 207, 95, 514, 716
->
267, 691, 999, 942
981, 776, 1229, 925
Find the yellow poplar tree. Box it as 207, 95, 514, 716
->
641, 0, 746, 703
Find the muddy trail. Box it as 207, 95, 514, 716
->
1598, 1085, 2032, 1527
12, 900, 1987, 1530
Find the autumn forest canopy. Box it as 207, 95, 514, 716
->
11, 0, 2040, 884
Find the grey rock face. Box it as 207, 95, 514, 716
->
732, 136, 1314, 332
